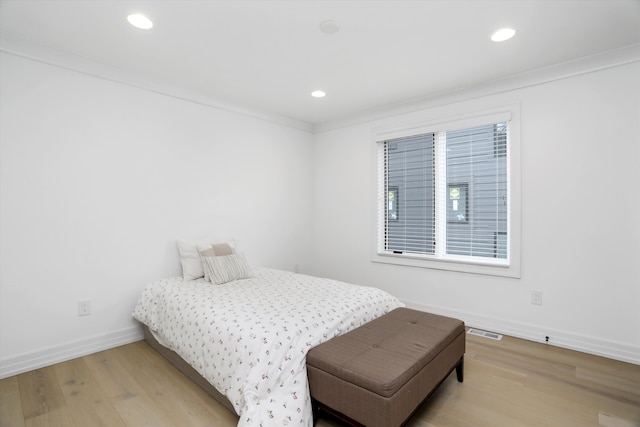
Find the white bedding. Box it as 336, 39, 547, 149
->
133, 268, 403, 427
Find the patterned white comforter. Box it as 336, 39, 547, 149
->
133, 268, 403, 427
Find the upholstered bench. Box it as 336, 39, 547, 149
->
306, 308, 465, 427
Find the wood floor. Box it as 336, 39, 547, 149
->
1, 332, 639, 427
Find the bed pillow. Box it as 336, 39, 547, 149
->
199, 243, 235, 281
210, 243, 233, 256
202, 253, 253, 285
177, 239, 236, 280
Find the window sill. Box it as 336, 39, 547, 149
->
372, 251, 520, 278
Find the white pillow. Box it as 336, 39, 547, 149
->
202, 253, 253, 285
176, 239, 236, 280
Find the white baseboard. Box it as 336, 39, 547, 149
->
2, 307, 637, 380
405, 301, 640, 366
0, 326, 144, 379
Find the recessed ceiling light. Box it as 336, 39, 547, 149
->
127, 14, 153, 30
491, 28, 515, 42
319, 20, 340, 35
311, 90, 326, 98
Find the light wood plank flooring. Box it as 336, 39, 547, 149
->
1, 332, 639, 427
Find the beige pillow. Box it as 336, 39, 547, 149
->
177, 239, 236, 280
211, 243, 233, 256
202, 253, 253, 285
199, 243, 235, 281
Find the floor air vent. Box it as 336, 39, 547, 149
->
468, 328, 503, 341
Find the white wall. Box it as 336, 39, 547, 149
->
311, 61, 640, 364
0, 52, 314, 376
1, 48, 638, 378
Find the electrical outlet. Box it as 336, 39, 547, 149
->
531, 290, 542, 305
78, 300, 91, 316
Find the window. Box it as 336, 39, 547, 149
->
447, 183, 469, 224
387, 186, 399, 221
374, 106, 520, 277
384, 134, 435, 254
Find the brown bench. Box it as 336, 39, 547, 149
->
306, 308, 465, 427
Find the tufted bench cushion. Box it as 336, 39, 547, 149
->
306, 308, 465, 427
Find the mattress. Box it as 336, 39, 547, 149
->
132, 268, 403, 427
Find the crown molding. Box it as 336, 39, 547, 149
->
2, 31, 637, 136
314, 43, 640, 133
0, 32, 314, 134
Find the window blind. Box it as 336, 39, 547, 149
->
379, 122, 509, 263
383, 133, 435, 254
443, 123, 508, 260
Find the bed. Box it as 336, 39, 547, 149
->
133, 267, 403, 427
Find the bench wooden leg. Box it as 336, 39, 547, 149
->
455, 356, 464, 382
312, 399, 365, 427
311, 398, 319, 425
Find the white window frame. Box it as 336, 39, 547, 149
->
372, 103, 521, 278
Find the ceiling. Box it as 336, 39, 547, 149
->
1, 0, 639, 127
